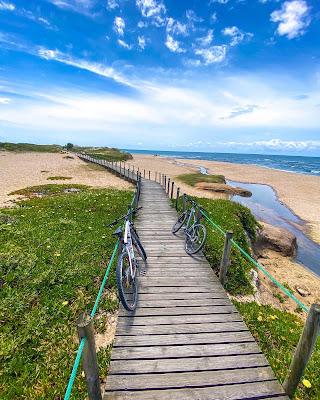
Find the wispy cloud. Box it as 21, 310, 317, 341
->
138, 35, 146, 50
47, 0, 97, 16
37, 47, 134, 86
165, 35, 185, 53
271, 0, 310, 39
113, 16, 125, 36
136, 0, 166, 26
222, 26, 253, 46
222, 104, 259, 119
196, 30, 214, 47
166, 17, 188, 36
194, 45, 227, 65
106, 0, 118, 10
0, 1, 15, 11
221, 139, 320, 152
117, 39, 131, 49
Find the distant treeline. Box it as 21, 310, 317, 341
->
0, 142, 132, 161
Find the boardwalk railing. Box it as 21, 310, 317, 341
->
152, 169, 319, 399
63, 155, 142, 400
68, 154, 319, 398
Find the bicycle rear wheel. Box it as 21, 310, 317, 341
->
172, 211, 188, 233
185, 224, 207, 255
116, 250, 138, 311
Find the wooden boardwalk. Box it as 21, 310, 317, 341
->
103, 178, 289, 400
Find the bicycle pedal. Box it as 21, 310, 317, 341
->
139, 269, 147, 276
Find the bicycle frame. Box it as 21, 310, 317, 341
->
184, 203, 202, 231
123, 219, 136, 280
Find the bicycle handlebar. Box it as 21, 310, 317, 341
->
106, 206, 142, 227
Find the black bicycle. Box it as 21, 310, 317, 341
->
107, 207, 147, 311
172, 198, 207, 255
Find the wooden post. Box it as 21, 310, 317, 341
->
182, 193, 186, 212
283, 303, 320, 398
219, 231, 233, 286
77, 313, 102, 400
144, 169, 145, 178
148, 170, 151, 180
176, 187, 180, 210
170, 181, 174, 199
167, 178, 170, 195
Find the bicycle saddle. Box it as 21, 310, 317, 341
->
112, 226, 123, 237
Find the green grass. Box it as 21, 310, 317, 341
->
0, 185, 133, 399
194, 198, 258, 295
0, 142, 62, 153
47, 176, 72, 181
10, 184, 88, 197
77, 146, 133, 162
235, 302, 320, 399
176, 173, 226, 187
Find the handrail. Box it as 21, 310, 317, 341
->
63, 153, 141, 400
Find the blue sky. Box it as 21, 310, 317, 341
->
0, 0, 320, 155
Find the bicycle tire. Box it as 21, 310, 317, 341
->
185, 223, 207, 255
172, 211, 188, 233
131, 228, 147, 261
116, 250, 138, 311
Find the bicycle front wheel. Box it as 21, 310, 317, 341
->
172, 211, 188, 233
116, 250, 138, 311
185, 224, 207, 255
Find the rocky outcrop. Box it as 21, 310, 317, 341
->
195, 182, 252, 197
254, 222, 297, 257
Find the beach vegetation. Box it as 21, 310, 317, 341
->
47, 176, 72, 181
236, 301, 320, 400
176, 172, 226, 187
10, 184, 88, 198
76, 146, 132, 162
0, 184, 132, 399
0, 142, 62, 153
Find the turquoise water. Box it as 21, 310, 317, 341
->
229, 180, 320, 276
125, 149, 320, 176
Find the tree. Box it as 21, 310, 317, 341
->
66, 143, 74, 150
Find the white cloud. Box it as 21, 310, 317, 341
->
0, 1, 15, 11
113, 16, 125, 36
222, 26, 253, 46
37, 47, 133, 86
0, 97, 10, 104
194, 45, 227, 65
196, 30, 214, 47
222, 104, 259, 119
165, 35, 185, 53
166, 17, 188, 36
138, 35, 146, 49
136, 0, 166, 26
117, 39, 131, 49
271, 0, 310, 39
48, 0, 96, 15
106, 0, 118, 10
221, 139, 320, 152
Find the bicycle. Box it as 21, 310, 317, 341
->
172, 198, 207, 255
107, 206, 147, 311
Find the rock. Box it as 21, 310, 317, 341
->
295, 285, 311, 297
254, 222, 297, 257
64, 188, 81, 193
195, 182, 252, 197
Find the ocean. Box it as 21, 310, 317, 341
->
124, 149, 320, 176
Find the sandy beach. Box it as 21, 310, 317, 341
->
0, 151, 132, 207
127, 154, 320, 245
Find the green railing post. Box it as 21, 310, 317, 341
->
283, 304, 320, 398
170, 181, 174, 199
76, 313, 102, 400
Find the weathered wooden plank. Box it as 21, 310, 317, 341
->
138, 286, 225, 294
117, 313, 243, 326
119, 305, 236, 316
137, 291, 226, 300
115, 321, 249, 336
136, 298, 230, 307
105, 381, 286, 400
106, 366, 275, 391
139, 269, 214, 277
111, 342, 260, 360
138, 277, 215, 286
114, 331, 253, 347
108, 353, 266, 374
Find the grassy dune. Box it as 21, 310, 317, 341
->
0, 142, 62, 153
0, 185, 132, 399
176, 172, 226, 187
